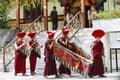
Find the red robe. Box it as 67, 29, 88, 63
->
29, 40, 40, 74
44, 40, 57, 76
88, 40, 104, 76
57, 36, 71, 75
14, 41, 26, 74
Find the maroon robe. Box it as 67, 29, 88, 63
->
57, 36, 71, 75
14, 41, 26, 75
29, 40, 40, 74
44, 40, 57, 76
88, 40, 104, 76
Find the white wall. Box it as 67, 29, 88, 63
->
110, 32, 120, 48
48, 1, 64, 16
8, 7, 24, 19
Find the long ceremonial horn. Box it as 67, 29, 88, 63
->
70, 50, 93, 64
55, 43, 93, 64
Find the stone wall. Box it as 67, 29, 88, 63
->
0, 29, 18, 51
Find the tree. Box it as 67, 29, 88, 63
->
0, 0, 12, 28
12, 0, 42, 10
0, 0, 42, 28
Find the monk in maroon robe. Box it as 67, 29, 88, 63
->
57, 28, 71, 77
28, 32, 41, 75
44, 31, 60, 78
14, 32, 27, 76
88, 29, 106, 78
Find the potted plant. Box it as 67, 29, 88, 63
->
92, 9, 120, 31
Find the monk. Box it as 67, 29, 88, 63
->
88, 29, 106, 78
44, 31, 60, 78
27, 32, 41, 75
14, 32, 27, 76
57, 28, 71, 77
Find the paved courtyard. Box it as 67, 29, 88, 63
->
0, 22, 120, 80
0, 71, 120, 80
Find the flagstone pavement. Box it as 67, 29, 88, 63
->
0, 71, 120, 80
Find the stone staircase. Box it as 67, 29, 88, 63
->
35, 28, 95, 74
0, 11, 94, 74
0, 27, 95, 72
26, 28, 120, 74
28, 29, 94, 74
0, 15, 44, 72
2, 27, 117, 73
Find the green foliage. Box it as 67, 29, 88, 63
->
96, 9, 120, 19
0, 0, 41, 28
9, 0, 42, 10
0, 0, 11, 28
20, 0, 41, 10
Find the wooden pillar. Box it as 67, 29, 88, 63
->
16, 0, 20, 29
44, 0, 48, 30
81, 0, 86, 28
2, 47, 6, 72
30, 8, 32, 22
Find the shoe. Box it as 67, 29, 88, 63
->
14, 73, 17, 76
59, 73, 63, 76
33, 72, 36, 74
99, 75, 106, 77
68, 74, 72, 77
31, 72, 36, 75
31, 73, 34, 75
89, 75, 93, 78
22, 73, 28, 76
43, 75, 47, 78
55, 75, 61, 78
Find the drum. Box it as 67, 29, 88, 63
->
33, 44, 41, 57
20, 44, 29, 56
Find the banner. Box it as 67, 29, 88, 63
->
53, 43, 91, 75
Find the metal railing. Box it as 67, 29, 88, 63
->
2, 15, 44, 72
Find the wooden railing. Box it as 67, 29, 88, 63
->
2, 11, 82, 72
2, 15, 43, 72
55, 11, 82, 40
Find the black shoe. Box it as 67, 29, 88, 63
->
22, 73, 28, 76
43, 75, 47, 78
59, 73, 64, 76
99, 75, 106, 77
89, 75, 93, 78
14, 73, 17, 76
31, 72, 36, 75
55, 75, 61, 78
68, 74, 72, 77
